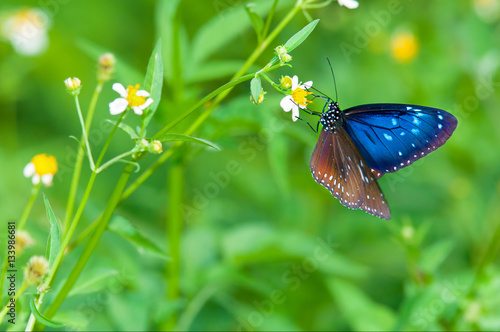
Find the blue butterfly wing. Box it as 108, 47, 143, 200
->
342, 104, 457, 173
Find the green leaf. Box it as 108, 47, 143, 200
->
268, 19, 320, 66
156, 133, 220, 151
327, 277, 396, 331
284, 19, 319, 52
155, 0, 181, 82
108, 216, 170, 260
30, 298, 64, 328
68, 269, 119, 297
245, 3, 264, 41
143, 40, 164, 130
75, 39, 143, 84
43, 194, 60, 269
106, 119, 139, 139
250, 77, 262, 103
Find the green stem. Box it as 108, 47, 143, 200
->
74, 96, 95, 171
39, 4, 304, 321
94, 149, 136, 173
153, 73, 255, 138
164, 160, 184, 330
27, 114, 126, 330
63, 82, 104, 235
43, 163, 136, 320
65, 4, 302, 254
18, 184, 40, 231
46, 113, 126, 288
261, 0, 280, 40
303, 0, 333, 9
154, 64, 282, 139
175, 285, 219, 331
67, 149, 176, 254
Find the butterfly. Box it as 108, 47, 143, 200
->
308, 101, 457, 220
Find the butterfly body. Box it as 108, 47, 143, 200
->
310, 101, 457, 220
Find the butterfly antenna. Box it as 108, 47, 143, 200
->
326, 57, 338, 102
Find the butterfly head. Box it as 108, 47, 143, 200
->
320, 101, 342, 132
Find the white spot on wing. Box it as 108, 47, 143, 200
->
383, 133, 393, 141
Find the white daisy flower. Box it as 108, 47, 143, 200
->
280, 75, 313, 122
0, 8, 50, 56
338, 0, 359, 9
109, 83, 153, 115
23, 154, 58, 186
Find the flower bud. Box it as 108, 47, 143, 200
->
151, 140, 163, 154
98, 53, 116, 82
17, 231, 34, 254
24, 256, 49, 286
64, 77, 81, 96
280, 76, 292, 89
250, 91, 265, 104
275, 45, 292, 64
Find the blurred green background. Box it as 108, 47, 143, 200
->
1, 0, 500, 330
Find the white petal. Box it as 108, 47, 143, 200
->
112, 83, 127, 97
32, 174, 40, 185
132, 98, 153, 115
292, 105, 300, 122
142, 98, 153, 108
109, 98, 128, 115
301, 81, 313, 89
23, 163, 35, 178
132, 106, 143, 115
338, 0, 359, 9
10, 31, 48, 56
41, 174, 53, 186
136, 90, 150, 97
280, 96, 294, 112
291, 75, 299, 90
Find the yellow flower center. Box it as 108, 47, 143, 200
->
292, 87, 312, 107
31, 154, 58, 175
126, 84, 147, 107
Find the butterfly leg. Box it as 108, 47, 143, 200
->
296, 117, 318, 133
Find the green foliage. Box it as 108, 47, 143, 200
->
156, 133, 220, 150
143, 40, 164, 131
108, 216, 169, 260
1, 0, 500, 330
29, 298, 63, 328
43, 194, 60, 270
